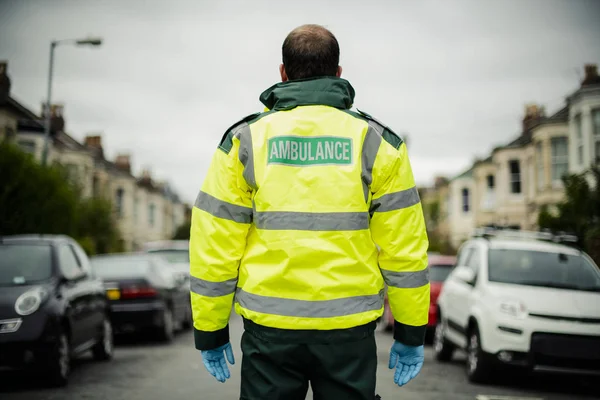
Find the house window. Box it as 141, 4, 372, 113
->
17, 139, 36, 154
115, 188, 124, 217
65, 163, 79, 183
482, 174, 496, 211
509, 160, 521, 194
461, 188, 470, 213
149, 203, 155, 227
593, 109, 600, 164
133, 197, 139, 222
574, 114, 584, 165
536, 142, 544, 190
551, 137, 569, 183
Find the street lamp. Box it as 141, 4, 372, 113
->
41, 36, 103, 166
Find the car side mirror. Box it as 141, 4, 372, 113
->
60, 271, 87, 285
454, 266, 476, 286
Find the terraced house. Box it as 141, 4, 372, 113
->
0, 61, 188, 250
425, 64, 600, 248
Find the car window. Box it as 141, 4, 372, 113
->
0, 244, 53, 286
456, 247, 473, 267
72, 244, 93, 278
147, 249, 189, 264
58, 245, 84, 280
91, 256, 152, 279
488, 249, 600, 291
466, 247, 481, 274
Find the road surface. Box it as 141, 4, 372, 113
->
1, 313, 598, 400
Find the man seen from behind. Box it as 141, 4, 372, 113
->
189, 23, 430, 400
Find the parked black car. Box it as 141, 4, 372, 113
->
0, 235, 113, 387
90, 253, 191, 342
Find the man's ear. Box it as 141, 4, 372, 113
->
336, 66, 342, 78
279, 64, 288, 82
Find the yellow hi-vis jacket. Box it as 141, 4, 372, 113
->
190, 77, 429, 350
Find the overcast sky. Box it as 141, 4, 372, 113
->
1, 0, 599, 204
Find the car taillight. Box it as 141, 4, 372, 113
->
121, 286, 157, 299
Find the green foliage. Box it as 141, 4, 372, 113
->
0, 142, 123, 255
76, 197, 123, 255
172, 220, 191, 240
0, 143, 78, 235
421, 196, 455, 255
427, 231, 456, 255
538, 167, 600, 264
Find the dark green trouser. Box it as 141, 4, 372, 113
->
240, 319, 378, 400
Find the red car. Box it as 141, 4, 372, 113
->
382, 254, 456, 340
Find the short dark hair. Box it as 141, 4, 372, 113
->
282, 24, 340, 81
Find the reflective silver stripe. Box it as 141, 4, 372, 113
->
194, 191, 252, 223
190, 276, 237, 297
236, 124, 256, 190
370, 187, 420, 213
381, 269, 429, 289
361, 123, 382, 202
235, 288, 384, 318
254, 211, 369, 231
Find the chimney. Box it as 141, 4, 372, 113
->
115, 154, 132, 174
581, 64, 600, 86
138, 168, 155, 190
41, 103, 66, 134
85, 135, 104, 159
434, 176, 449, 188
522, 103, 544, 133
0, 60, 10, 102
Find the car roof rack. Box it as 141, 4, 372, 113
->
472, 227, 578, 245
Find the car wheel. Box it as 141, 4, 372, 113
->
466, 325, 491, 383
92, 318, 114, 361
44, 332, 70, 387
157, 307, 174, 342
433, 317, 455, 362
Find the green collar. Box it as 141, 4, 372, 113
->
259, 77, 355, 111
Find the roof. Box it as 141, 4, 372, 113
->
542, 106, 569, 124
493, 105, 569, 153
501, 132, 532, 150
476, 155, 493, 164
90, 251, 151, 259
142, 240, 189, 251
4, 96, 42, 124
473, 237, 581, 255
0, 234, 72, 244
451, 167, 474, 181
54, 131, 89, 152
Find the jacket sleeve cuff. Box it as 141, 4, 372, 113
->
194, 325, 230, 351
393, 321, 426, 346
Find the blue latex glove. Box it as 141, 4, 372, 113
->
201, 342, 235, 383
388, 341, 424, 386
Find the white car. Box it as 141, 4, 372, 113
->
433, 229, 600, 383
142, 240, 190, 277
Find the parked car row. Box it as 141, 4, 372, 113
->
91, 253, 192, 341
0, 235, 192, 387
